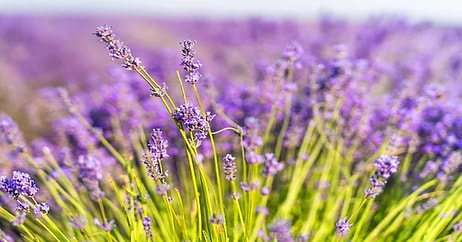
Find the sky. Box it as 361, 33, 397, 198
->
1, 0, 462, 25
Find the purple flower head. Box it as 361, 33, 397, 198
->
69, 215, 87, 230
240, 181, 260, 192
261, 186, 270, 196
335, 217, 352, 238
283, 41, 303, 61
33, 202, 50, 217
173, 103, 213, 147
155, 183, 171, 196
94, 218, 116, 232
141, 128, 169, 181
268, 219, 294, 242
78, 155, 105, 200
0, 116, 25, 152
180, 39, 202, 84
143, 217, 153, 239
223, 154, 237, 181
209, 213, 224, 225
263, 153, 285, 177
0, 171, 39, 199
373, 154, 400, 179
453, 221, 462, 234
93, 25, 142, 70
11, 211, 27, 226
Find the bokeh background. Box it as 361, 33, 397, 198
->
1, 0, 462, 140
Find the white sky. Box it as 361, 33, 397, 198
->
1, 0, 462, 24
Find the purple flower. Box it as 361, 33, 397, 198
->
78, 155, 105, 200
373, 154, 400, 179
141, 129, 169, 181
283, 41, 303, 61
94, 218, 116, 232
268, 219, 294, 242
209, 213, 224, 225
335, 217, 352, 238
364, 154, 400, 199
261, 186, 270, 196
93, 25, 142, 70
155, 183, 171, 196
173, 103, 214, 147
262, 153, 285, 177
69, 215, 87, 230
453, 221, 462, 234
180, 39, 202, 84
0, 171, 39, 199
0, 116, 25, 152
11, 211, 27, 226
33, 202, 50, 217
223, 154, 237, 181
143, 217, 153, 239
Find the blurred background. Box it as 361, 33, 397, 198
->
1, 0, 462, 140
1, 0, 462, 24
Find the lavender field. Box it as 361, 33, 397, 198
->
1, 16, 462, 241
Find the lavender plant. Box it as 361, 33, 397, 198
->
0, 19, 461, 242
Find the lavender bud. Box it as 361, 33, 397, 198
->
69, 215, 87, 230
335, 217, 352, 238
94, 218, 116, 232
262, 153, 285, 177
209, 213, 224, 225
143, 217, 153, 239
223, 154, 237, 181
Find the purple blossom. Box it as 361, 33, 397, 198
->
209, 213, 224, 225
93, 25, 142, 70
180, 39, 202, 84
364, 154, 400, 199
141, 129, 169, 181
143, 217, 153, 239
155, 183, 171, 196
173, 103, 214, 147
268, 219, 294, 242
240, 181, 260, 192
69, 215, 87, 230
262, 153, 285, 177
0, 171, 39, 199
0, 116, 25, 152
78, 155, 105, 200
94, 218, 116, 232
335, 217, 352, 238
223, 154, 237, 181
261, 186, 270, 196
373, 154, 400, 179
283, 41, 303, 61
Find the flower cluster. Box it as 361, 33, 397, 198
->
0, 171, 49, 224
364, 154, 400, 199
223, 154, 237, 181
180, 39, 202, 84
93, 25, 142, 70
78, 154, 105, 200
0, 171, 39, 200
172, 103, 215, 147
335, 217, 353, 238
141, 129, 169, 181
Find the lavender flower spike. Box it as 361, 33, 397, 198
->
93, 25, 142, 70
180, 39, 202, 84
373, 154, 400, 179
141, 128, 169, 181
0, 171, 39, 199
223, 154, 237, 181
335, 217, 352, 238
364, 154, 400, 199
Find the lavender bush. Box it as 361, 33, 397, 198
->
0, 17, 462, 241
